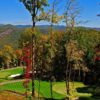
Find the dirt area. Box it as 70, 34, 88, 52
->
0, 91, 44, 100
0, 91, 26, 100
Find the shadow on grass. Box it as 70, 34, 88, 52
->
79, 96, 96, 100
77, 87, 92, 93
76, 86, 97, 100
44, 98, 65, 100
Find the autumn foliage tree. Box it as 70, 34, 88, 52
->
20, 0, 48, 96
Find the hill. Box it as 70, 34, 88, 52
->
15, 25, 66, 33
0, 24, 100, 49
0, 25, 23, 49
0, 25, 66, 49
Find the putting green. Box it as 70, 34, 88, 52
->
53, 82, 92, 98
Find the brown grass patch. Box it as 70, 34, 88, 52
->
0, 91, 44, 100
0, 91, 26, 100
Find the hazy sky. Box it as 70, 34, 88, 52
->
0, 0, 100, 27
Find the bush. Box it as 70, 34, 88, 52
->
94, 88, 100, 96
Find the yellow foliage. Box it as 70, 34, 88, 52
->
40, 35, 48, 42
65, 40, 85, 62
3, 45, 13, 54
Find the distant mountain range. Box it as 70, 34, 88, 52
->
16, 25, 100, 31
0, 24, 64, 49
0, 24, 100, 31
0, 24, 65, 28
0, 24, 100, 49
15, 25, 66, 32
87, 27, 100, 31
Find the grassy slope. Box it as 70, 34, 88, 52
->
1, 81, 65, 99
0, 67, 96, 100
0, 25, 23, 49
1, 81, 95, 99
53, 82, 94, 99
0, 29, 22, 49
0, 67, 23, 82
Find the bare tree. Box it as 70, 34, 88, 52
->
48, 0, 62, 99
64, 0, 80, 33
63, 0, 81, 99
48, 0, 65, 99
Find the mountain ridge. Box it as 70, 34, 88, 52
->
0, 24, 100, 31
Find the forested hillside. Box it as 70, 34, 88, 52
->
0, 25, 23, 49
0, 25, 100, 50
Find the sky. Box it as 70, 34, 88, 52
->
0, 0, 100, 27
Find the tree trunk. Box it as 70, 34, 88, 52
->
32, 16, 36, 97
32, 34, 35, 97
31, 0, 36, 97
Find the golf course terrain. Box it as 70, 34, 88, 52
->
0, 67, 96, 100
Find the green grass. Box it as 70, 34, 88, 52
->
1, 80, 65, 99
0, 67, 97, 99
34, 81, 65, 99
53, 82, 92, 98
1, 81, 26, 92
1, 81, 96, 100
0, 67, 23, 82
